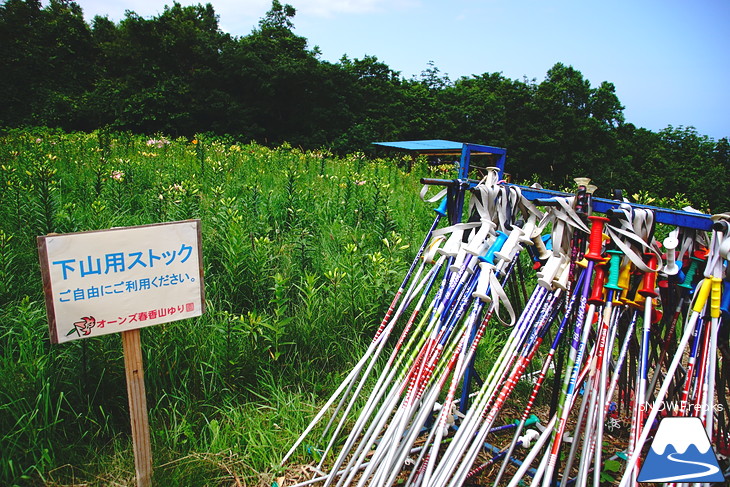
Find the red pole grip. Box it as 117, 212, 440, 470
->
638, 253, 659, 297
585, 216, 609, 261
588, 263, 607, 305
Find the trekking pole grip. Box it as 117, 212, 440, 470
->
585, 215, 609, 261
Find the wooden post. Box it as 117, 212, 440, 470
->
122, 329, 153, 487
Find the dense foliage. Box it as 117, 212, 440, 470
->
1, 0, 728, 211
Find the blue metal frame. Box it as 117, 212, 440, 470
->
450, 143, 507, 224
380, 139, 713, 413
434, 141, 713, 413
516, 185, 714, 231
458, 143, 507, 180
440, 141, 712, 231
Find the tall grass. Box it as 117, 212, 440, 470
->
0, 129, 439, 485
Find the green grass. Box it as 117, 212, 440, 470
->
0, 128, 446, 486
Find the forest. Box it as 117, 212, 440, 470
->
1, 0, 728, 212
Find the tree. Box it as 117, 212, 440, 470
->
331, 55, 404, 151
87, 2, 232, 135
0, 0, 95, 128
649, 126, 715, 211
258, 0, 296, 31
221, 0, 346, 146
526, 63, 626, 186
709, 138, 730, 211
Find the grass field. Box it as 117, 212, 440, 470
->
0, 128, 448, 486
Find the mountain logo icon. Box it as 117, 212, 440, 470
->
638, 416, 725, 483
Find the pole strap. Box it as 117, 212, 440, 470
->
420, 184, 448, 203
605, 206, 662, 273
536, 196, 589, 257
485, 268, 516, 327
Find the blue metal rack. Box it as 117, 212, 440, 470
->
412, 141, 713, 231
380, 140, 716, 413
374, 140, 507, 226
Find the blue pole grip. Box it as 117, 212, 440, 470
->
481, 231, 508, 265
721, 280, 730, 319
434, 197, 448, 217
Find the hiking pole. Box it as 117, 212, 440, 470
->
316, 253, 446, 470
589, 250, 626, 487
465, 426, 542, 482
491, 266, 587, 487
324, 259, 448, 487
509, 360, 594, 487
316, 251, 452, 482
441, 284, 565, 487
338, 238, 514, 487
541, 214, 608, 487
360, 263, 484, 487
369, 297, 483, 487
536, 342, 600, 487
374, 198, 448, 341
397, 248, 522, 487
617, 276, 717, 487
282, 199, 449, 466
626, 251, 659, 481
427, 284, 548, 487
675, 254, 711, 419
318, 236, 436, 445
646, 252, 704, 398
419, 273, 494, 486
505, 415, 558, 487
411, 255, 525, 487
570, 263, 610, 487
405, 305, 501, 487
703, 219, 727, 439
287, 443, 431, 487
327, 268, 460, 486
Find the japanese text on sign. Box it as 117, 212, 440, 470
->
38, 220, 205, 344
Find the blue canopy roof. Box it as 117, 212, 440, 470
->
372, 140, 503, 158
372, 139, 465, 153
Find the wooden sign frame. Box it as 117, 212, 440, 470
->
38, 220, 204, 343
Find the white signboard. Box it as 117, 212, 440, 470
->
38, 220, 204, 344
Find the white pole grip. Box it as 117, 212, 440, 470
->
532, 234, 551, 260
466, 253, 480, 274
537, 254, 562, 289
518, 214, 538, 245
472, 262, 493, 303
553, 256, 571, 290
449, 248, 468, 273
662, 234, 679, 275
438, 228, 464, 257
464, 219, 496, 255
495, 226, 524, 262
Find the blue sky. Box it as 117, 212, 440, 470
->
73, 0, 729, 141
